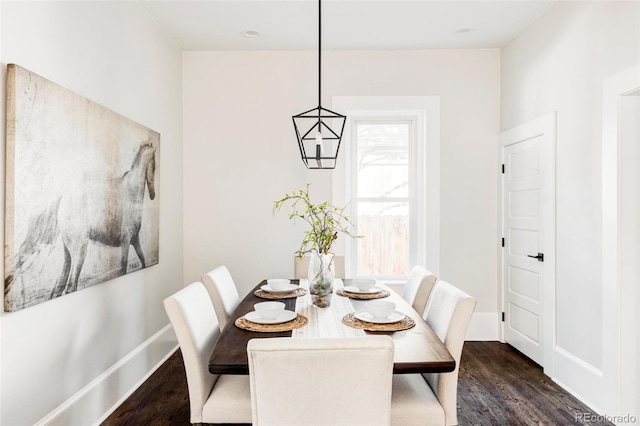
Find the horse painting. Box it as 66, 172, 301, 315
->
4, 61, 160, 312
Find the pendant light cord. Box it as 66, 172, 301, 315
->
318, 0, 322, 130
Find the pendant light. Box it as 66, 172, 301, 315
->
292, 0, 346, 169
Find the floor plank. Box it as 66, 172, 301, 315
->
457, 342, 612, 426
103, 341, 612, 425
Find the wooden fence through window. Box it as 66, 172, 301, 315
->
357, 214, 409, 276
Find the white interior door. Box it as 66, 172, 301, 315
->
500, 113, 555, 370
503, 138, 544, 364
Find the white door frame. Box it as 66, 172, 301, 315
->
499, 112, 556, 376
602, 64, 640, 416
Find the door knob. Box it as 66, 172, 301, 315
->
527, 253, 544, 262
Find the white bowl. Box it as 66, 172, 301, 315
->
254, 301, 286, 320
366, 300, 396, 319
267, 279, 291, 291
353, 279, 376, 291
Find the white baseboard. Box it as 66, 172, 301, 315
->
35, 324, 178, 426
466, 312, 500, 341
552, 345, 606, 415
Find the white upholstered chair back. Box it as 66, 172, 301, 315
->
163, 282, 220, 424
201, 265, 241, 331
422, 280, 476, 425
401, 265, 438, 316
294, 255, 345, 279
247, 336, 394, 426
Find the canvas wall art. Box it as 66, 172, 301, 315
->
4, 64, 160, 312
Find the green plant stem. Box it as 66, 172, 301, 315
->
273, 182, 362, 257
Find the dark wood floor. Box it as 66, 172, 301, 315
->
103, 341, 612, 426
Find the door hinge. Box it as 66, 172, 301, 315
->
501, 238, 505, 247
501, 164, 505, 174
501, 312, 505, 322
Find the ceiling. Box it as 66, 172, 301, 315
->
138, 0, 557, 51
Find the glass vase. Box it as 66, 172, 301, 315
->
308, 251, 335, 308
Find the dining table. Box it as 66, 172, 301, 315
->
208, 278, 455, 375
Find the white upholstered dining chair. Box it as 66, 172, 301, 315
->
401, 265, 438, 317
391, 280, 476, 426
294, 255, 346, 279
247, 336, 394, 426
201, 265, 240, 331
163, 282, 251, 424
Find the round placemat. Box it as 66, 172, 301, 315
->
235, 314, 308, 332
342, 313, 415, 332
336, 288, 390, 300
254, 287, 307, 299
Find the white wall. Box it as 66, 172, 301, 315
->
183, 49, 500, 337
501, 0, 640, 413
0, 2, 182, 425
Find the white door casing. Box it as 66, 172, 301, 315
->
602, 64, 640, 417
500, 112, 556, 374
617, 93, 640, 421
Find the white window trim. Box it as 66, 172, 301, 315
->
331, 96, 440, 279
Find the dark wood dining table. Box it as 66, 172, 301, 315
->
209, 279, 455, 375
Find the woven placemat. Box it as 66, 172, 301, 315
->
254, 287, 307, 299
336, 288, 391, 300
342, 313, 415, 332
235, 314, 308, 332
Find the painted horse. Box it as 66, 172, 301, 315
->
50, 141, 157, 298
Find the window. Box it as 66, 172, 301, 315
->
332, 96, 440, 280
353, 120, 413, 276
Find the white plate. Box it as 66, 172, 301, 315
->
244, 310, 297, 325
343, 286, 383, 294
260, 284, 299, 294
354, 310, 406, 324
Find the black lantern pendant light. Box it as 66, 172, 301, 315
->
292, 0, 346, 169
